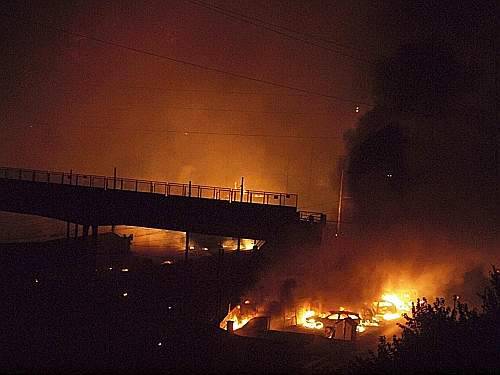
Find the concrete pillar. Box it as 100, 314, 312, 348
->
82, 224, 90, 239
185, 231, 190, 262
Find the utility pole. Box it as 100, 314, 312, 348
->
336, 168, 344, 237
66, 169, 73, 238
237, 177, 244, 253
185, 180, 192, 262
111, 167, 117, 233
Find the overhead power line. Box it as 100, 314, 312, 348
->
23, 120, 343, 140
2, 62, 362, 100
0, 12, 374, 107
86, 105, 358, 116
185, 0, 380, 66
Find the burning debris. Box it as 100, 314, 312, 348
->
220, 288, 418, 341
219, 301, 258, 332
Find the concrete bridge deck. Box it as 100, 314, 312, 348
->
0, 167, 325, 243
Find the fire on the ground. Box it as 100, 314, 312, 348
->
300, 290, 416, 336
220, 290, 416, 338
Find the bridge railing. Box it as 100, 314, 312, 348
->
299, 211, 327, 224
0, 167, 298, 208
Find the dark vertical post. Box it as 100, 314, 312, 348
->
240, 177, 244, 202
237, 177, 244, 253
216, 243, 224, 321
336, 168, 344, 237
111, 167, 117, 233
66, 169, 73, 238
74, 223, 78, 239
185, 231, 190, 262
82, 224, 89, 239
188, 180, 192, 197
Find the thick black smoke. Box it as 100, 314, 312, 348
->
343, 41, 498, 304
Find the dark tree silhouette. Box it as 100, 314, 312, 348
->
350, 267, 500, 373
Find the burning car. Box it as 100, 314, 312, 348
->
304, 310, 361, 339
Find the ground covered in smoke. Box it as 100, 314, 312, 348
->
245, 40, 497, 312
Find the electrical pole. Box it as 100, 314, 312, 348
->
336, 168, 344, 237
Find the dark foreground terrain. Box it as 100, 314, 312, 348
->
0, 234, 359, 373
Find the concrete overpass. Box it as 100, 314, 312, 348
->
0, 167, 325, 245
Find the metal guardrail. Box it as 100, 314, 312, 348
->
299, 211, 327, 224
0, 167, 298, 208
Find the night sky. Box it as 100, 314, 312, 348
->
0, 1, 392, 215
0, 1, 496, 216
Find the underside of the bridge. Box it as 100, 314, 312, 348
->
0, 176, 325, 246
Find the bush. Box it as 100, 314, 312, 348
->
351, 266, 500, 373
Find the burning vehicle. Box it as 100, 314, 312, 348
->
219, 289, 418, 343
304, 310, 360, 339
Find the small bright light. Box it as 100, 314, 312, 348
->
386, 173, 393, 178
108, 267, 113, 271
122, 292, 128, 297
157, 342, 162, 346
189, 246, 195, 250
162, 260, 174, 265
184, 132, 188, 136
355, 106, 360, 113
121, 268, 129, 272
35, 278, 39, 283
244, 300, 251, 305
168, 305, 173, 310
202, 247, 208, 251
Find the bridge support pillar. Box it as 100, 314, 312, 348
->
184, 231, 190, 262
74, 223, 79, 239
91, 225, 98, 238
82, 224, 90, 239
